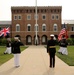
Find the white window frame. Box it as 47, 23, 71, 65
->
53, 24, 58, 31
27, 14, 31, 20
27, 24, 31, 31
51, 14, 55, 20
28, 36, 31, 42
42, 24, 46, 31
42, 36, 46, 42
35, 24, 39, 31
16, 24, 20, 32
55, 14, 59, 20
18, 15, 22, 20
14, 15, 18, 20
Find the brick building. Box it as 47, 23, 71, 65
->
11, 6, 62, 45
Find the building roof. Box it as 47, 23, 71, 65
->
62, 20, 74, 24
11, 6, 62, 10
0, 21, 11, 25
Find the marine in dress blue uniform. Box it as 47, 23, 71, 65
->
47, 34, 56, 68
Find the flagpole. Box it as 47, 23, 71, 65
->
35, 0, 38, 46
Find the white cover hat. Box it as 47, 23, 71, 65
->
50, 34, 54, 37
14, 37, 19, 39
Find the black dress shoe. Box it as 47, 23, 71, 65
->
15, 65, 20, 68
49, 66, 52, 68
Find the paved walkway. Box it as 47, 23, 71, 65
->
0, 46, 74, 75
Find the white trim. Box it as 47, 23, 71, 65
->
53, 23, 58, 31
27, 14, 31, 20
42, 24, 46, 31
16, 24, 20, 32
14, 15, 18, 20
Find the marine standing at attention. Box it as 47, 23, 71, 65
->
47, 34, 56, 68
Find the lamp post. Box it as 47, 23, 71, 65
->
35, 0, 38, 46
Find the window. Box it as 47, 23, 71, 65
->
44, 9, 46, 13
16, 24, 20, 32
54, 9, 56, 12
14, 15, 17, 20
42, 14, 46, 20
26, 10, 28, 13
51, 14, 55, 20
53, 24, 58, 31
30, 10, 32, 13
37, 9, 39, 13
41, 9, 43, 13
28, 36, 31, 42
14, 15, 22, 20
27, 14, 31, 20
51, 10, 53, 13
34, 14, 38, 20
42, 24, 46, 31
18, 15, 22, 20
42, 36, 46, 42
71, 26, 74, 31
27, 24, 31, 31
51, 14, 59, 20
56, 14, 59, 20
35, 24, 39, 31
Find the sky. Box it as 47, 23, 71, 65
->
0, 0, 74, 21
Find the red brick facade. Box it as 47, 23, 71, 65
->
11, 6, 62, 45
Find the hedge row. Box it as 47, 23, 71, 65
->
67, 38, 74, 45
0, 38, 14, 46
0, 38, 74, 46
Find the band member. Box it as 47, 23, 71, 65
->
4, 38, 11, 54
47, 34, 56, 68
11, 36, 24, 68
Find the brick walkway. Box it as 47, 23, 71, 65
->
0, 46, 74, 75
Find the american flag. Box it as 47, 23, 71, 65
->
0, 27, 10, 37
58, 28, 68, 41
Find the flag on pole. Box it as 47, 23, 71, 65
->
58, 28, 68, 41
0, 27, 10, 37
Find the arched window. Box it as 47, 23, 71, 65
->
53, 24, 58, 31
27, 24, 31, 31
42, 36, 46, 42
28, 36, 31, 42
35, 24, 39, 31
16, 24, 20, 32
42, 24, 46, 31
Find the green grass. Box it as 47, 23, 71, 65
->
0, 46, 28, 66
56, 46, 74, 66
0, 46, 74, 66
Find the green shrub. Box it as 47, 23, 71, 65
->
67, 38, 74, 45
0, 38, 7, 46
0, 38, 14, 46
67, 38, 73, 45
